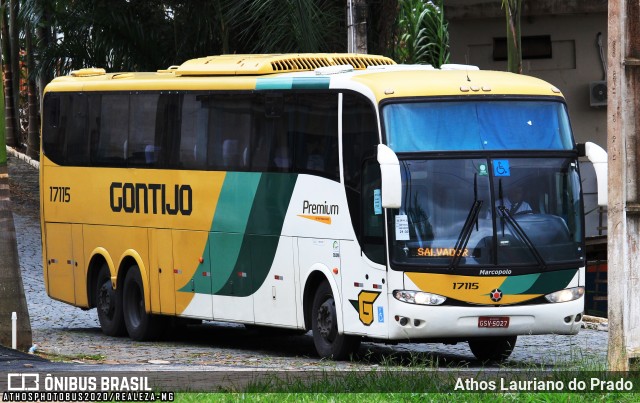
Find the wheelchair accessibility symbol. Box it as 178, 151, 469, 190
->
493, 160, 511, 177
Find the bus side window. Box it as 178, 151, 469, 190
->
342, 92, 379, 252
207, 95, 252, 172
179, 94, 208, 170
93, 94, 129, 166
127, 94, 158, 167
65, 94, 89, 165
361, 160, 386, 264
290, 93, 339, 180
42, 94, 65, 164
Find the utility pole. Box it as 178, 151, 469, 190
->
607, 0, 640, 371
347, 0, 367, 54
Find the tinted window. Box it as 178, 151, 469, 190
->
127, 94, 159, 167
342, 93, 380, 260
93, 94, 129, 166
42, 90, 340, 181
291, 93, 339, 179
384, 100, 574, 152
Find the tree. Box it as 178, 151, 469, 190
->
25, 22, 38, 159
395, 0, 450, 67
229, 0, 344, 54
502, 0, 522, 74
1, 0, 17, 147
0, 16, 32, 350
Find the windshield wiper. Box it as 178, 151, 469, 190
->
497, 206, 547, 269
449, 200, 483, 270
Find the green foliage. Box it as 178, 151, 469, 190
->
228, 0, 344, 54
395, 0, 450, 67
19, 0, 346, 76
0, 49, 4, 164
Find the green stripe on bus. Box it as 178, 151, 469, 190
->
498, 273, 541, 295
524, 269, 578, 294
179, 172, 261, 295
209, 172, 261, 294
256, 77, 330, 90
215, 173, 298, 297
292, 77, 330, 89
256, 78, 293, 90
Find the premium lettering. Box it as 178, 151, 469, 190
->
110, 182, 192, 215
302, 200, 339, 215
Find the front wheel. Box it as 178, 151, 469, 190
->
468, 336, 517, 363
122, 266, 162, 341
311, 281, 360, 360
95, 264, 126, 336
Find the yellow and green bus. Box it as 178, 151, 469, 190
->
41, 54, 606, 361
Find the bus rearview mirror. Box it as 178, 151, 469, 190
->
377, 144, 402, 209
583, 141, 608, 207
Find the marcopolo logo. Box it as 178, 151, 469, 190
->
298, 200, 339, 225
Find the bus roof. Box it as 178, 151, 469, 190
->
46, 53, 564, 100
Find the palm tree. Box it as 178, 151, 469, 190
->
0, 33, 32, 351
227, 0, 345, 53
25, 22, 39, 159
502, 0, 522, 74
1, 0, 18, 147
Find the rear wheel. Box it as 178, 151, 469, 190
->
311, 281, 360, 360
468, 336, 517, 363
95, 264, 126, 336
122, 266, 162, 341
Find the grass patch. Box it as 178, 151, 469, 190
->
172, 391, 639, 402
36, 351, 106, 362
161, 347, 639, 400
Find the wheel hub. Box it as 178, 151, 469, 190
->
98, 283, 113, 317
317, 299, 336, 340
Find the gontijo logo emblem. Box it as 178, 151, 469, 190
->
349, 290, 381, 325
298, 200, 338, 224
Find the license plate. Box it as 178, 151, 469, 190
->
478, 316, 510, 328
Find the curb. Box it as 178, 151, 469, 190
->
6, 146, 39, 169
583, 314, 607, 324
582, 315, 608, 331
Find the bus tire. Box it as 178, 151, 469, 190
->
95, 264, 126, 336
311, 281, 360, 360
122, 266, 161, 341
468, 336, 517, 363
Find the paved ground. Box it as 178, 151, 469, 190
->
5, 153, 609, 370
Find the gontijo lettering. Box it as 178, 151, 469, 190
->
110, 182, 192, 215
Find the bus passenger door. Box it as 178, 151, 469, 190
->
341, 160, 388, 338
44, 223, 76, 304
149, 229, 175, 315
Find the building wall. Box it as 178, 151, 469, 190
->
448, 13, 608, 147
447, 9, 608, 237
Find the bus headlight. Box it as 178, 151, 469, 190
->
544, 286, 585, 303
393, 290, 446, 305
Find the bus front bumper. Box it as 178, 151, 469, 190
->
386, 296, 584, 340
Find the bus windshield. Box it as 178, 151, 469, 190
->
390, 157, 584, 270
383, 100, 574, 152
